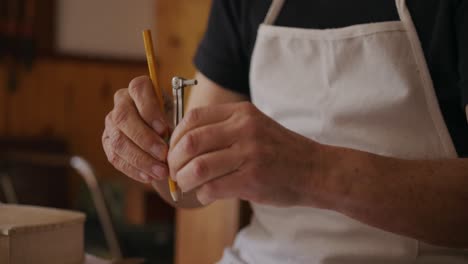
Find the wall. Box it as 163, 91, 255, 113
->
0, 59, 147, 180
56, 0, 155, 60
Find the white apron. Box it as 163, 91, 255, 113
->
218, 0, 468, 263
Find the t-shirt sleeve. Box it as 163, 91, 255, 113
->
194, 0, 250, 96
457, 0, 468, 108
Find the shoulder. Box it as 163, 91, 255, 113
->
457, 0, 467, 7
206, 0, 269, 38
457, 0, 467, 11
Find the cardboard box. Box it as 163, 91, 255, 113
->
0, 205, 85, 264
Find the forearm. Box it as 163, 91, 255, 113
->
312, 144, 468, 248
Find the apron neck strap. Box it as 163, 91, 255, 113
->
263, 0, 285, 25
396, 0, 411, 24
264, 0, 410, 26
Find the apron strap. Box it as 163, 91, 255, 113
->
395, 0, 458, 157
266, 0, 405, 26
263, 0, 285, 25
395, 0, 409, 22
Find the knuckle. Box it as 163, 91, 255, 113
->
109, 130, 125, 151
107, 151, 118, 165
114, 88, 128, 103
128, 76, 149, 98
118, 162, 132, 175
104, 113, 115, 130
127, 153, 141, 167
105, 113, 112, 125
110, 155, 133, 177
182, 132, 198, 154
191, 158, 208, 180
111, 107, 129, 127
184, 108, 201, 126
132, 127, 147, 143
129, 76, 150, 89
101, 130, 108, 145
139, 133, 158, 152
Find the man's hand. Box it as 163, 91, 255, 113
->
102, 76, 170, 184
168, 102, 325, 206
102, 72, 249, 208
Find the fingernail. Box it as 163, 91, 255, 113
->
139, 172, 151, 183
151, 144, 167, 160
152, 164, 168, 179
152, 120, 166, 135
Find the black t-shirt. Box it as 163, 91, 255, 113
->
194, 0, 468, 156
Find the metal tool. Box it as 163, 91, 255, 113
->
172, 76, 198, 127
171, 76, 197, 201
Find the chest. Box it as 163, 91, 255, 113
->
244, 0, 448, 58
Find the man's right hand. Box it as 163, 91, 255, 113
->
102, 76, 170, 184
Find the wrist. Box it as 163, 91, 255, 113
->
298, 141, 336, 208
301, 143, 372, 211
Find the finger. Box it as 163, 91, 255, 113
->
127, 76, 169, 136
196, 170, 246, 205
105, 148, 154, 184
105, 125, 169, 180
102, 127, 168, 180
102, 132, 151, 183
110, 90, 168, 161
168, 120, 238, 175
170, 103, 237, 149
175, 146, 243, 193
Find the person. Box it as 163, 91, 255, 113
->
102, 0, 468, 263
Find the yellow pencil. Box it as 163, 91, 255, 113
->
143, 29, 180, 202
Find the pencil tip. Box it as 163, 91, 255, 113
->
171, 191, 180, 203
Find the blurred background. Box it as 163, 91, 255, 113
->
0, 0, 241, 263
